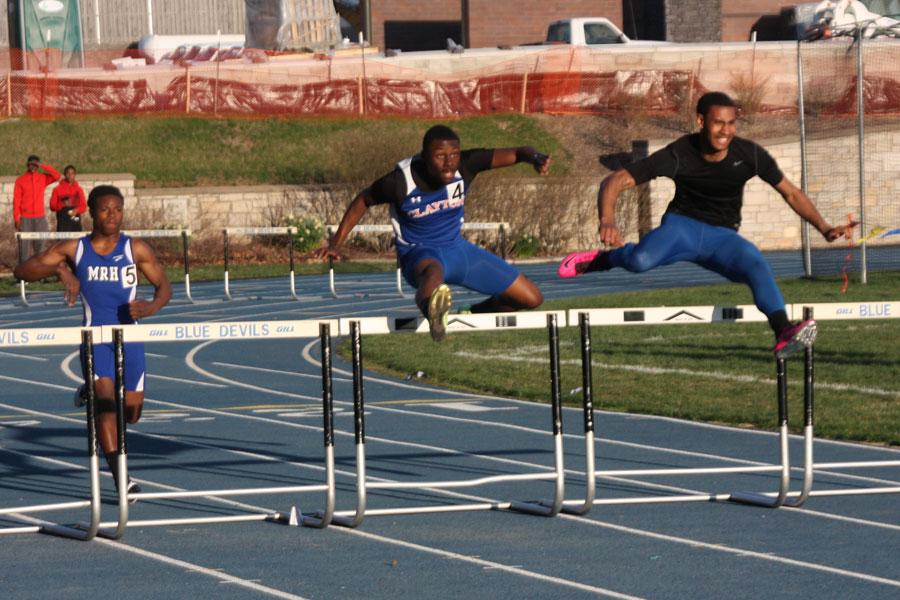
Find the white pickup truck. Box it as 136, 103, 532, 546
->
545, 17, 670, 46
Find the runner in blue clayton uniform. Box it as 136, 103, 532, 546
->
559, 92, 854, 357
15, 185, 172, 497
317, 125, 550, 341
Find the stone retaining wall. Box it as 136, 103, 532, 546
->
2, 125, 897, 262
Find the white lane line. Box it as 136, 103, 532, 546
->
158, 355, 900, 532
0, 373, 71, 391
5, 357, 900, 587
6, 513, 309, 600
186, 342, 318, 401
0, 409, 636, 599
61, 351, 226, 390
424, 402, 518, 413
194, 341, 889, 493
561, 513, 900, 589
211, 361, 352, 383
0, 351, 47, 362
453, 351, 900, 399
329, 527, 644, 600
148, 373, 227, 388
49, 343, 900, 493
92, 538, 311, 600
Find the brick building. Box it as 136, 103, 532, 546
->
361, 0, 814, 51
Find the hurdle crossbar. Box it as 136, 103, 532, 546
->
331, 316, 564, 528
15, 229, 193, 305
103, 319, 337, 532
325, 222, 509, 299
223, 227, 299, 301
0, 329, 104, 541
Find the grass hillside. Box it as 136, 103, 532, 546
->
0, 114, 572, 188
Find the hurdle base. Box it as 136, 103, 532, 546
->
728, 491, 784, 508
40, 522, 96, 541
508, 499, 559, 517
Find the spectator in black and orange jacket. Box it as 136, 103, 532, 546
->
49, 165, 87, 232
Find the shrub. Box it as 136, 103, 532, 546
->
285, 215, 324, 254
511, 234, 540, 258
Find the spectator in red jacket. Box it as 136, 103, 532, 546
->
14, 155, 61, 263
49, 165, 87, 232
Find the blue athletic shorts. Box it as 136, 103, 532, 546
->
81, 342, 146, 393
398, 238, 520, 296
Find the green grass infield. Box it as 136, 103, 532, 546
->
352, 272, 900, 446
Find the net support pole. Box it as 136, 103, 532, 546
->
223, 229, 232, 300
182, 230, 193, 303
300, 323, 337, 528
563, 312, 596, 515
500, 224, 507, 260
797, 41, 812, 278
509, 313, 565, 516
39, 330, 103, 541
331, 320, 367, 527
856, 27, 867, 284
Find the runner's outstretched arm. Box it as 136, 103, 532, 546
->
773, 178, 853, 242
489, 147, 551, 174
13, 241, 80, 305
313, 190, 373, 260
597, 170, 636, 248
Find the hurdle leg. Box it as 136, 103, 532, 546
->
563, 312, 597, 515
729, 356, 792, 508
328, 257, 341, 299
19, 279, 31, 307
510, 313, 565, 517
331, 321, 368, 528
98, 328, 129, 539
288, 227, 300, 300
395, 255, 412, 298
39, 330, 103, 541
785, 307, 815, 507
300, 323, 337, 528
223, 229, 233, 300
182, 230, 194, 303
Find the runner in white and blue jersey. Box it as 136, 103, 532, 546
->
15, 185, 172, 496
316, 125, 550, 341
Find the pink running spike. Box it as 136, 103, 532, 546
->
773, 319, 817, 359
558, 250, 601, 278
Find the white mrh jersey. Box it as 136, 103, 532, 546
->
74, 234, 139, 326
390, 155, 466, 251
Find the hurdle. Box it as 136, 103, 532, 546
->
223, 227, 299, 300
330, 314, 565, 528
325, 222, 509, 299
562, 306, 900, 512
92, 319, 338, 532
0, 328, 109, 540
15, 229, 194, 305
